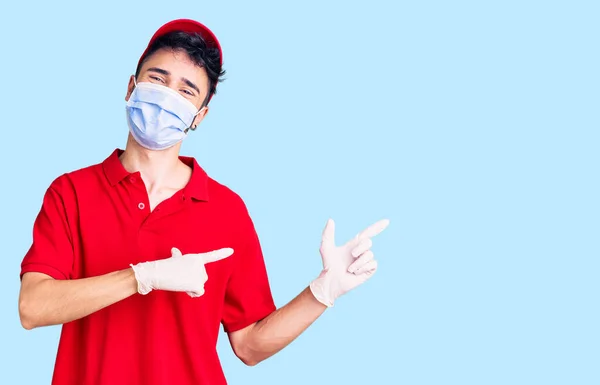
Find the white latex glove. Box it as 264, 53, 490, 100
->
130, 247, 234, 297
309, 219, 390, 307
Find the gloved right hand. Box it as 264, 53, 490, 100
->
130, 247, 234, 297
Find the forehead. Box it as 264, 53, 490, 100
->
140, 48, 208, 84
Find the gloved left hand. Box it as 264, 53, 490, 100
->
309, 218, 390, 307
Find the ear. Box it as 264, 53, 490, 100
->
125, 75, 136, 102
191, 106, 209, 130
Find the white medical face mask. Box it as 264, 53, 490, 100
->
125, 79, 204, 150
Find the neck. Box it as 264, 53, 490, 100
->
120, 134, 186, 189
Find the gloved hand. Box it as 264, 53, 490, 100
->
130, 247, 234, 297
309, 219, 389, 307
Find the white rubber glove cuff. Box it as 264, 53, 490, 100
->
130, 262, 156, 295
309, 269, 337, 307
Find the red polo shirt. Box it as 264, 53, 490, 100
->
20, 149, 276, 385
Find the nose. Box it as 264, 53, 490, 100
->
165, 82, 180, 93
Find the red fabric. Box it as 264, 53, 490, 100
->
138, 19, 223, 68
21, 149, 276, 385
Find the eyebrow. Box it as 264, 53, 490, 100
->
147, 67, 169, 76
181, 78, 200, 95
146, 67, 201, 95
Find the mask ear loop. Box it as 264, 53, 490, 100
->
184, 107, 206, 134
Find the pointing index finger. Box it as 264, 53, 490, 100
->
357, 219, 390, 240
199, 248, 234, 264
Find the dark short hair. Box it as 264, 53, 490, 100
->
135, 31, 226, 106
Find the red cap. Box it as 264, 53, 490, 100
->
137, 18, 223, 69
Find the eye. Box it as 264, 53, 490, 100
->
181, 89, 194, 96
149, 76, 165, 83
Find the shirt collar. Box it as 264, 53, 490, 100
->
180, 155, 209, 202
102, 149, 209, 202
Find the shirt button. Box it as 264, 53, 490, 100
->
138, 202, 145, 210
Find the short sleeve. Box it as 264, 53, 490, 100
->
20, 178, 75, 280
221, 201, 276, 333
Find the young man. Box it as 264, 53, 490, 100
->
18, 18, 389, 385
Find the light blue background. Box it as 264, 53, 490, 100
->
1, 1, 598, 384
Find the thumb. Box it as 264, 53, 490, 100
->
171, 247, 183, 258
199, 248, 234, 264
320, 218, 336, 251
